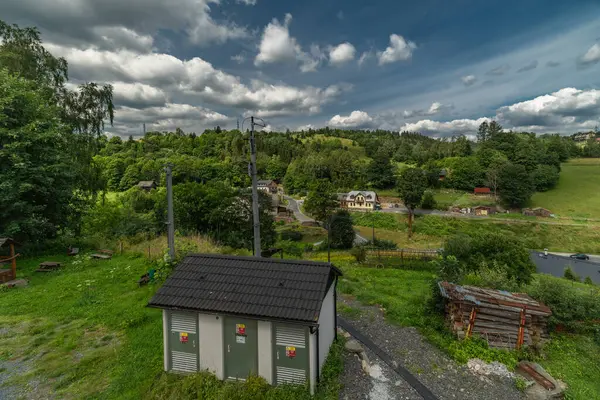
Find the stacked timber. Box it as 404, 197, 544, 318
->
438, 282, 552, 350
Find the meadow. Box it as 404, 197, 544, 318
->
531, 158, 600, 219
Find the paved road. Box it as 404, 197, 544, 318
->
284, 196, 313, 222
549, 252, 600, 264
285, 196, 369, 246
529, 250, 600, 284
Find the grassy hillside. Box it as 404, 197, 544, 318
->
351, 212, 600, 253
531, 158, 600, 219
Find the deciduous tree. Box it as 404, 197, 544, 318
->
397, 168, 427, 238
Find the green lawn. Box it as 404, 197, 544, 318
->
531, 158, 600, 219
0, 252, 342, 399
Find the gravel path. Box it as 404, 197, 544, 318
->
338, 296, 524, 400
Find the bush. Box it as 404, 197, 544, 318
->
564, 266, 580, 282
532, 164, 559, 192
420, 190, 437, 210
276, 240, 305, 258
526, 274, 600, 332
584, 276, 594, 285
350, 246, 367, 263
280, 229, 303, 242
443, 231, 535, 284
366, 238, 398, 250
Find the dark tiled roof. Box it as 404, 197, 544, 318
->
148, 254, 341, 323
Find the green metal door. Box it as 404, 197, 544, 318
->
168, 311, 199, 373
224, 317, 258, 380
273, 324, 309, 386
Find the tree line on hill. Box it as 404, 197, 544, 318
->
0, 19, 590, 250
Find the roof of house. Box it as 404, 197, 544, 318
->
147, 254, 342, 324
138, 180, 157, 188
0, 238, 19, 248
257, 180, 275, 186
474, 187, 491, 193
439, 169, 447, 176
473, 205, 493, 210
344, 190, 378, 202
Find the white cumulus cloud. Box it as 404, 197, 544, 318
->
377, 34, 416, 65
329, 42, 356, 66
254, 13, 323, 72
401, 117, 492, 136
328, 111, 374, 128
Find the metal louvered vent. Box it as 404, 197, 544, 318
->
172, 351, 198, 372
276, 366, 306, 384
171, 313, 196, 333
276, 326, 306, 348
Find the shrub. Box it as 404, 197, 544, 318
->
584, 276, 594, 285
280, 229, 303, 242
350, 246, 367, 263
526, 274, 600, 332
564, 266, 580, 282
366, 238, 398, 250
420, 190, 437, 210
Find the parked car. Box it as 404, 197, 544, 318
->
570, 253, 590, 260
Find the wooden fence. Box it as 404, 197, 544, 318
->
366, 248, 440, 264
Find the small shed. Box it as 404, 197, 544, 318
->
438, 282, 552, 350
0, 238, 20, 283
147, 254, 342, 394
439, 169, 447, 181
138, 180, 157, 191
473, 205, 495, 216
473, 187, 491, 195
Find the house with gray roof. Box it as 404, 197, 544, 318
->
147, 253, 341, 394
338, 190, 380, 211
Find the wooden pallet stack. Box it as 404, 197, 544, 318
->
438, 282, 552, 350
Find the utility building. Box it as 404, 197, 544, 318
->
147, 254, 341, 394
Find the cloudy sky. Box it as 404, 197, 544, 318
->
3, 0, 600, 136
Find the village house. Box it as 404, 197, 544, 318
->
148, 254, 341, 394
473, 187, 491, 195
473, 205, 495, 216
257, 180, 278, 194
138, 180, 157, 191
338, 191, 380, 211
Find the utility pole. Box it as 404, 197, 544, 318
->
143, 123, 146, 136
165, 163, 175, 262
243, 116, 266, 257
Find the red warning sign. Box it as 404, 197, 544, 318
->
180, 332, 189, 343
236, 323, 246, 335
286, 346, 296, 358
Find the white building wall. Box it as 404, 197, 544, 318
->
317, 283, 336, 369
162, 310, 169, 371
309, 332, 317, 395
198, 313, 224, 379
257, 320, 273, 384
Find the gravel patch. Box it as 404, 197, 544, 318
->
338, 296, 524, 400
340, 346, 422, 400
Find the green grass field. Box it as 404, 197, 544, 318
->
0, 250, 342, 399
531, 158, 600, 219
351, 213, 600, 253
